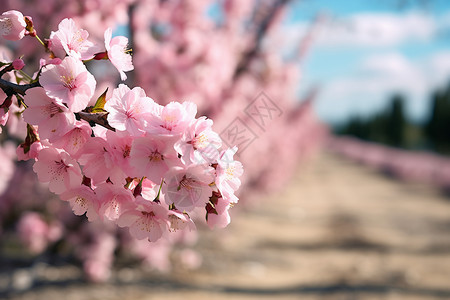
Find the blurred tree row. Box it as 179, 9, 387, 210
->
335, 81, 450, 155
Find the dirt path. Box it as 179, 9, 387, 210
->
6, 152, 450, 300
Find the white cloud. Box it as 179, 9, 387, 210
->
280, 11, 438, 50
279, 10, 450, 124
314, 51, 450, 124
427, 51, 450, 87
359, 53, 419, 75
319, 12, 435, 47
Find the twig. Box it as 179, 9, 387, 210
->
76, 111, 116, 131
0, 77, 115, 131
0, 78, 40, 96
233, 0, 292, 80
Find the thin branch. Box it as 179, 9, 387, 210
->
0, 78, 41, 96
0, 64, 14, 77
233, 0, 292, 80
125, 3, 137, 85
76, 111, 116, 132
0, 76, 115, 131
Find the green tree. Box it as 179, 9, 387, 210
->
424, 83, 450, 154
386, 95, 406, 147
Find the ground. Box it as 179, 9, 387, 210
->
3, 152, 450, 300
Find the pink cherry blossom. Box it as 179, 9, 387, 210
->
164, 164, 214, 212
39, 57, 62, 68
0, 9, 257, 256
52, 120, 92, 159
77, 137, 126, 185
0, 10, 26, 41
22, 88, 75, 141
95, 183, 135, 222
91, 123, 108, 139
105, 130, 134, 175
129, 136, 178, 183
40, 56, 96, 112
128, 177, 158, 201
117, 196, 170, 242
60, 184, 99, 221
104, 28, 134, 80
17, 140, 44, 161
206, 195, 232, 229
49, 18, 99, 60
33, 147, 83, 195
168, 209, 195, 232
140, 179, 158, 201
145, 101, 197, 136
215, 146, 243, 203
175, 116, 222, 165
104, 84, 156, 135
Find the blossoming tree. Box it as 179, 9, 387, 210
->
0, 8, 244, 238
0, 0, 327, 282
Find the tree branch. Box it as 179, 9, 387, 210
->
76, 111, 116, 132
0, 78, 41, 96
233, 0, 291, 80
0, 76, 116, 132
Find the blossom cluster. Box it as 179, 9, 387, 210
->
0, 10, 243, 242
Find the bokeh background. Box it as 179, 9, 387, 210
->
1, 0, 450, 299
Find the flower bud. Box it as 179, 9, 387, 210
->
12, 58, 24, 70
24, 16, 36, 37
93, 52, 108, 60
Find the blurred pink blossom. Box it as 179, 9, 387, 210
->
18, 212, 63, 254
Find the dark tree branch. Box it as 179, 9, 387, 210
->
204, 0, 292, 117
0, 76, 116, 131
233, 0, 292, 80
76, 111, 116, 132
0, 78, 41, 96
0, 64, 15, 77
125, 3, 137, 85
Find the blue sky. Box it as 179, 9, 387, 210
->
282, 0, 450, 125
126, 1, 450, 125
287, 0, 450, 20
